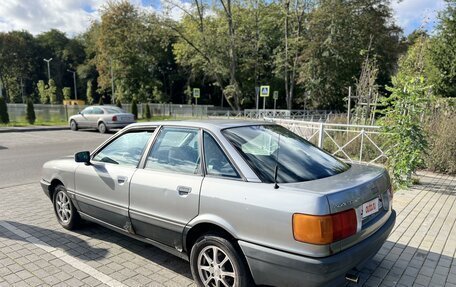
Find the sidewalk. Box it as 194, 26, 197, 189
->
0, 126, 68, 133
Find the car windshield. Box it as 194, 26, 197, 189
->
223, 125, 349, 183
103, 107, 125, 114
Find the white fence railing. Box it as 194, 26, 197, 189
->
268, 118, 388, 164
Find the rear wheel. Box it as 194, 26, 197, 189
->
70, 120, 78, 131
190, 234, 252, 287
98, 122, 108, 134
53, 185, 80, 230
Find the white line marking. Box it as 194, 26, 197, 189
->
0, 221, 125, 287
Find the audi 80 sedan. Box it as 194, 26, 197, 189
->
40, 120, 396, 287
69, 105, 135, 133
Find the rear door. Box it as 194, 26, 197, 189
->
129, 126, 203, 249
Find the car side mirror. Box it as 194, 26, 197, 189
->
75, 151, 91, 165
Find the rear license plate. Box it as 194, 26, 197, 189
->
362, 198, 379, 218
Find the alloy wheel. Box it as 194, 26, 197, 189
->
197, 245, 236, 287
55, 191, 72, 224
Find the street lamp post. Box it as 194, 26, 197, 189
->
43, 58, 53, 81
67, 69, 78, 100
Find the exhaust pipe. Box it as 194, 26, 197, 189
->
345, 272, 359, 284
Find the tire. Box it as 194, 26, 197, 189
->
98, 122, 108, 134
190, 234, 252, 287
53, 185, 80, 230
70, 120, 78, 131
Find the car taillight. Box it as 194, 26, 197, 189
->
112, 116, 117, 122
292, 209, 357, 245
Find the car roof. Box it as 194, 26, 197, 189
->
128, 119, 275, 131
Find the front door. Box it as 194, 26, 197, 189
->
129, 127, 203, 249
74, 130, 154, 228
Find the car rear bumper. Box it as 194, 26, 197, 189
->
239, 210, 396, 287
40, 179, 51, 199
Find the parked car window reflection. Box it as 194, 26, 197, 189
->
223, 125, 349, 183
92, 131, 152, 167
81, 107, 92, 115
92, 107, 104, 114
145, 127, 201, 174
203, 132, 239, 178
104, 107, 125, 114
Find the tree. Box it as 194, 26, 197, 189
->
145, 102, 152, 119
37, 80, 48, 104
0, 96, 9, 124
429, 0, 456, 97
116, 98, 122, 108
380, 36, 431, 187
86, 80, 94, 104
62, 87, 71, 100
131, 98, 138, 119
26, 98, 36, 124
48, 79, 58, 104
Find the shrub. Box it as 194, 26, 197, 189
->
425, 112, 456, 174
0, 96, 9, 124
131, 98, 138, 119
116, 98, 122, 108
26, 98, 36, 125
144, 103, 151, 119
62, 87, 71, 100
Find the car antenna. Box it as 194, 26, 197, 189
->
274, 133, 281, 189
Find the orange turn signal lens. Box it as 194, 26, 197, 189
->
293, 209, 357, 245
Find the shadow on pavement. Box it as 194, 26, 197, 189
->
0, 220, 108, 260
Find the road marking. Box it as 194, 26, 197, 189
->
0, 221, 125, 287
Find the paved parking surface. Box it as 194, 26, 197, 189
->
0, 171, 455, 287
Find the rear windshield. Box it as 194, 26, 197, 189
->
222, 125, 349, 183
104, 107, 125, 114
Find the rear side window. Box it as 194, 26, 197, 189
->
145, 127, 201, 175
203, 132, 239, 178
223, 125, 349, 183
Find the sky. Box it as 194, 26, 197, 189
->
0, 0, 448, 37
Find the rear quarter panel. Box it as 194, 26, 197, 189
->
194, 177, 333, 257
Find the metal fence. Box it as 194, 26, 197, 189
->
268, 118, 388, 164
6, 103, 212, 122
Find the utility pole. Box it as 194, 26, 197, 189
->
20, 77, 25, 103
110, 59, 115, 104
43, 58, 53, 81
347, 86, 352, 125
67, 70, 78, 100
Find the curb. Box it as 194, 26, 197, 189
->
0, 126, 69, 133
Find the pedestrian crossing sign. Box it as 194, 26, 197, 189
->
260, 86, 270, 97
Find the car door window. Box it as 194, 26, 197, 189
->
92, 107, 104, 114
81, 107, 92, 115
92, 131, 153, 167
203, 132, 239, 178
145, 127, 201, 174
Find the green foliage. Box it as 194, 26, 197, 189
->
116, 98, 122, 108
429, 0, 456, 97
37, 80, 48, 104
144, 103, 152, 119
62, 87, 71, 100
0, 96, 9, 124
48, 79, 58, 104
380, 38, 431, 187
131, 98, 138, 119
26, 98, 36, 124
152, 86, 167, 103
98, 96, 104, 105
86, 80, 94, 104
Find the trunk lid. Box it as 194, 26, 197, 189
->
284, 163, 393, 253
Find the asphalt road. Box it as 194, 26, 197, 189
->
0, 129, 112, 188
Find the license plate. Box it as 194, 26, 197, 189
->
362, 198, 379, 218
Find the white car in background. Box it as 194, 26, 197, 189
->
69, 105, 136, 133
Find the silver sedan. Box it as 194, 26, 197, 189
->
41, 120, 395, 287
69, 105, 135, 133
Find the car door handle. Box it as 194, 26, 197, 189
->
117, 176, 128, 185
177, 186, 192, 195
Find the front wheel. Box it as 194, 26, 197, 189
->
190, 234, 252, 287
98, 122, 108, 134
70, 120, 78, 131
53, 185, 80, 230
